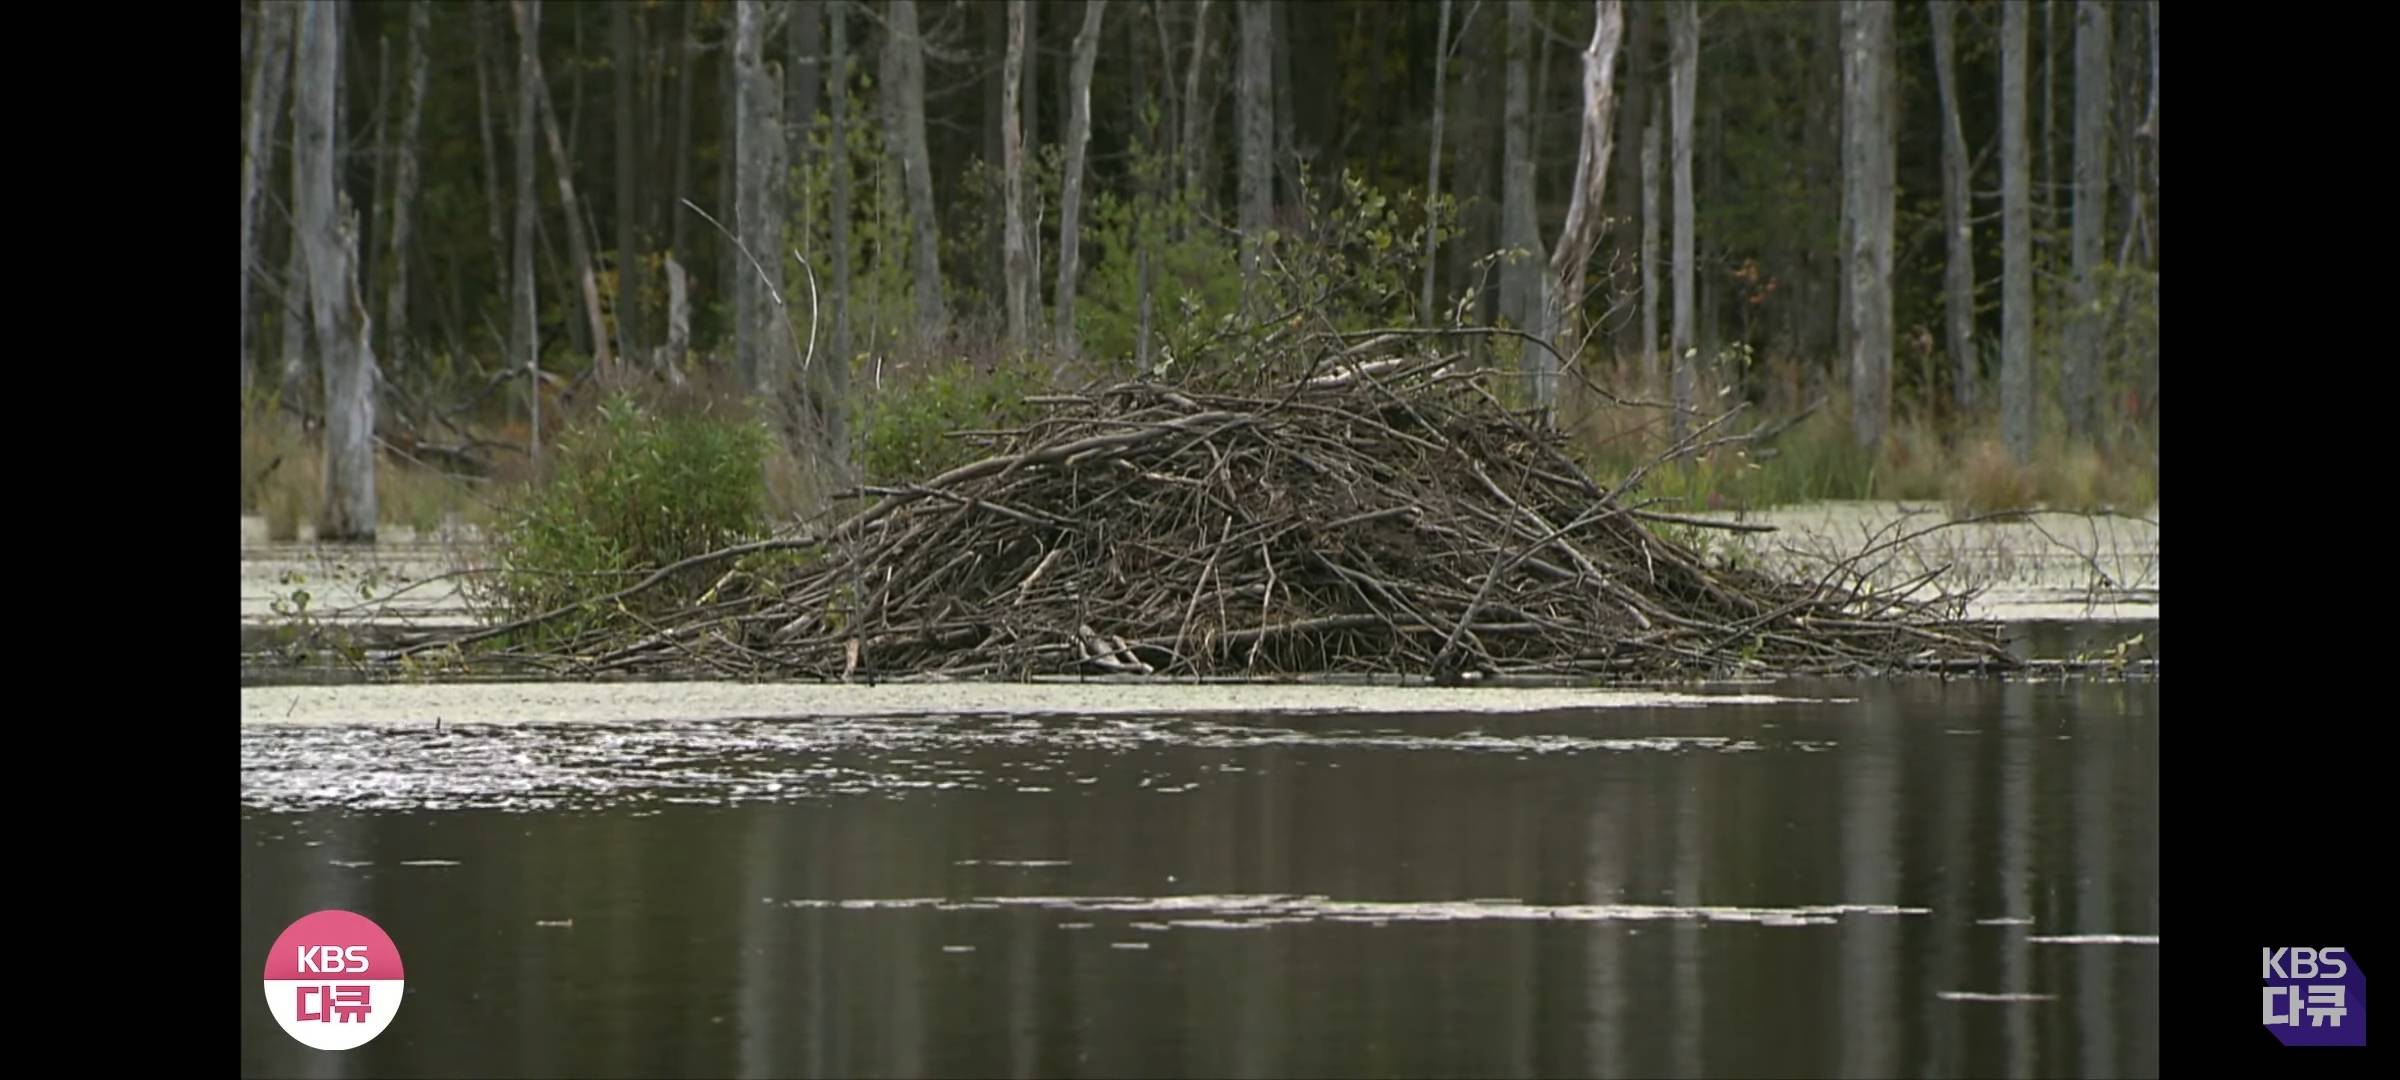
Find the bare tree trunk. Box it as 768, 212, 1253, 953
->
1273, 0, 1296, 199
1641, 102, 1661, 399
790, 1, 823, 160
733, 0, 789, 395
1054, 0, 1108, 357
616, 0, 646, 366
1449, 15, 1496, 325
2066, 0, 2110, 444
1842, 0, 1893, 453
241, 0, 295, 396
1538, 0, 1626, 415
296, 0, 378, 542
282, 235, 312, 408
668, 2, 698, 272
2143, 0, 2157, 451
383, 0, 428, 377
1669, 0, 1695, 444
1237, 0, 1272, 286
1929, 0, 1975, 415
828, 0, 853, 375
1420, 0, 1454, 327
662, 253, 691, 379
1002, 2, 1031, 349
476, 7, 510, 299
513, 0, 542, 461
2001, 0, 2034, 463
1801, 2, 1838, 367
1499, 0, 1538, 340
1609, 0, 1653, 362
884, 0, 947, 341
1180, 0, 1217, 210
365, 32, 390, 307
517, 1, 615, 375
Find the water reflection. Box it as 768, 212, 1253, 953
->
242, 672, 2158, 1079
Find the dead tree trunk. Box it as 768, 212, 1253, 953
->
615, 0, 646, 366
1842, 0, 1894, 453
476, 6, 511, 299
1180, 0, 1217, 211
2001, 0, 2034, 463
884, 0, 947, 341
1930, 0, 1976, 414
1237, 0, 1272, 286
1641, 101, 1661, 399
2067, 0, 2110, 443
1003, 1, 1032, 349
241, 0, 295, 396
1538, 0, 1627, 414
383, 0, 428, 377
733, 0, 789, 395
517, 0, 615, 376
1500, 0, 1538, 343
512, 0, 542, 460
295, 0, 379, 541
1668, 0, 1695, 443
1609, 0, 1653, 363
1053, 0, 1108, 357
827, 0, 854, 376
1420, 0, 1453, 327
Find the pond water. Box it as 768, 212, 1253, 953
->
240, 623, 2157, 1079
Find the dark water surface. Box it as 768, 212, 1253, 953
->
241, 659, 2158, 1078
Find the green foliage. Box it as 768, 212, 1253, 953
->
1080, 155, 1456, 387
858, 354, 1051, 484
470, 393, 775, 638
783, 58, 936, 361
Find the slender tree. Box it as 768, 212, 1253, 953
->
512, 0, 542, 459
384, 0, 429, 376
1929, 0, 1975, 413
240, 0, 295, 395
1054, 1, 1108, 356
517, 1, 614, 374
1609, 1, 1654, 362
1180, 0, 1217, 211
1237, 0, 1272, 285
615, 0, 645, 366
2067, 0, 2110, 442
1420, 0, 1453, 327
883, 0, 946, 339
1669, 0, 1695, 443
732, 0, 789, 394
1002, 2, 1031, 348
2002, 0, 2034, 462
1499, 1, 1539, 341
1538, 0, 1627, 413
1842, 0, 1894, 452
1641, 101, 1661, 399
828, 0, 853, 376
295, 0, 379, 540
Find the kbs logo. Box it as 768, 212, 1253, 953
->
2263, 947, 2365, 1047
262, 910, 406, 1051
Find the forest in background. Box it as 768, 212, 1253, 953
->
240, 0, 2158, 541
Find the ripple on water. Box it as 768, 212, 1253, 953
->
241, 716, 1775, 814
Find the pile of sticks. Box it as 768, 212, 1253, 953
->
408, 352, 2015, 682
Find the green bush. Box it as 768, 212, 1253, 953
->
471, 393, 774, 637
859, 355, 1049, 484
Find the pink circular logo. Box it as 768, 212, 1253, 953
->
261, 910, 406, 1051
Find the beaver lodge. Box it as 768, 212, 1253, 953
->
398, 341, 2018, 684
